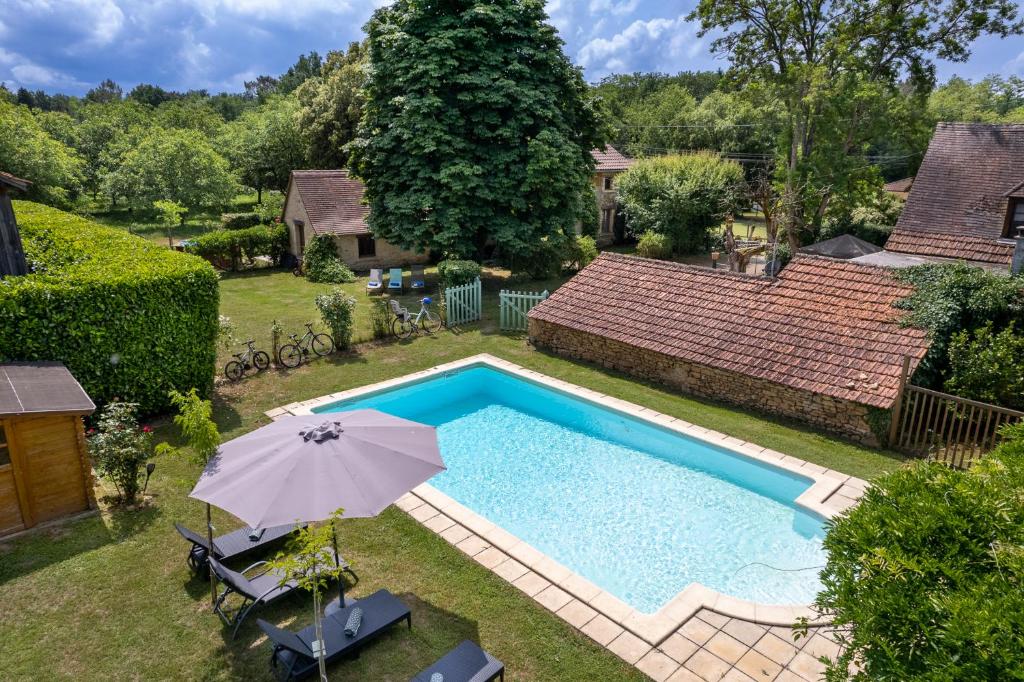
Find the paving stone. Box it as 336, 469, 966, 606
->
439, 524, 472, 545
735, 649, 782, 680
492, 558, 529, 583
589, 591, 633, 622
678, 616, 718, 646
683, 649, 731, 682
773, 670, 810, 682
788, 651, 827, 681
723, 618, 768, 647
561, 573, 602, 602
423, 514, 455, 533
409, 504, 438, 522
535, 585, 573, 613
699, 610, 730, 628
666, 666, 706, 682
557, 599, 598, 628
802, 634, 841, 662
581, 614, 624, 647
719, 669, 757, 682
659, 633, 700, 665
752, 632, 799, 667
768, 625, 801, 644
393, 495, 422, 512
705, 631, 749, 665
455, 535, 489, 557
512, 571, 551, 598
607, 631, 651, 665
636, 650, 681, 682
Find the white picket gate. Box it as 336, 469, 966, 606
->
443, 277, 482, 326
499, 289, 549, 332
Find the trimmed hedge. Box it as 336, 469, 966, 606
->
437, 259, 482, 288
220, 212, 262, 230
1, 201, 219, 414
185, 224, 288, 271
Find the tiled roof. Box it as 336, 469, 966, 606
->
591, 146, 635, 173
886, 123, 1024, 265
528, 252, 930, 409
289, 170, 370, 236
883, 177, 913, 193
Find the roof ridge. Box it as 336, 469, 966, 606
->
596, 251, 767, 283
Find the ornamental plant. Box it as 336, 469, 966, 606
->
945, 322, 1024, 410
303, 235, 356, 284
315, 290, 357, 350
87, 401, 154, 505
436, 259, 482, 288
636, 231, 673, 260
168, 388, 220, 464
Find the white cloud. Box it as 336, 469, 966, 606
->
1007, 51, 1024, 76
577, 14, 702, 77
13, 0, 124, 49
588, 0, 640, 16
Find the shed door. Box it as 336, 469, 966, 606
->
17, 416, 89, 524
0, 422, 26, 535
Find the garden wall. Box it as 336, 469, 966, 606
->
528, 318, 879, 444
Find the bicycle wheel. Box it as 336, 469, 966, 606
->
224, 360, 244, 382
312, 333, 335, 356
253, 351, 271, 371
421, 310, 443, 334
278, 344, 303, 368
392, 317, 415, 340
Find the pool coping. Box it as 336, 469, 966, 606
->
268, 353, 867, 647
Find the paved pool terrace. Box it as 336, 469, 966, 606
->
267, 354, 866, 681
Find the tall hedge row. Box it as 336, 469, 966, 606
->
1, 201, 219, 414
184, 224, 288, 271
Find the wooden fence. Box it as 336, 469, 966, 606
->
889, 359, 1024, 468
443, 277, 482, 326
499, 289, 549, 332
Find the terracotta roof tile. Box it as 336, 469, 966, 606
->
591, 146, 635, 173
528, 253, 930, 409
884, 177, 914, 193
886, 123, 1024, 264
290, 170, 369, 236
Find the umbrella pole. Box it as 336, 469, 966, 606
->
207, 503, 216, 607
331, 524, 344, 606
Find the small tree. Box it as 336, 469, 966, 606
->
315, 290, 357, 351
87, 402, 154, 505
153, 199, 186, 249
945, 323, 1024, 410
268, 510, 348, 682
167, 388, 220, 464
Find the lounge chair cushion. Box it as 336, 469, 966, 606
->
411, 640, 504, 682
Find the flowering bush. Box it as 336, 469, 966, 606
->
87, 401, 154, 504
315, 290, 357, 350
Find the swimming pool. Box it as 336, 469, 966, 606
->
313, 361, 827, 614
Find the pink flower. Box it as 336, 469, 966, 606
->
142, 425, 153, 433
87, 428, 96, 435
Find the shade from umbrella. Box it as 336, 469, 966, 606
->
190, 409, 444, 529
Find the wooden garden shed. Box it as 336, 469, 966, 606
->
0, 363, 96, 537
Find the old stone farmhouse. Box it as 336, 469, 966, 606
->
590, 146, 634, 246
282, 169, 429, 271
527, 252, 931, 444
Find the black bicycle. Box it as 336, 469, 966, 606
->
278, 323, 335, 368
224, 339, 271, 381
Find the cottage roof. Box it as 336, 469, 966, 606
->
528, 252, 930, 408
0, 363, 95, 418
883, 177, 914, 194
285, 170, 370, 236
591, 146, 635, 173
885, 123, 1024, 265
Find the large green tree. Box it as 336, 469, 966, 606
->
295, 42, 367, 169
689, 0, 1023, 249
218, 96, 306, 201
0, 101, 83, 205
353, 0, 606, 263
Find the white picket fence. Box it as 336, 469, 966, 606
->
444, 277, 482, 326
499, 289, 549, 332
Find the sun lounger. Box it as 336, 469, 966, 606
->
175, 521, 300, 574
388, 267, 404, 293
211, 551, 348, 639
367, 268, 384, 295
411, 640, 505, 682
410, 265, 426, 291
258, 589, 412, 681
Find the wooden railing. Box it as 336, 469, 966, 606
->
889, 375, 1024, 468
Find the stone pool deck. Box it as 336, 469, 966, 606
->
268, 354, 869, 681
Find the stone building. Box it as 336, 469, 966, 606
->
527, 252, 931, 444
589, 146, 634, 246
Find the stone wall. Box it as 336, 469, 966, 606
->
528, 318, 881, 445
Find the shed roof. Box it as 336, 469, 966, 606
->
886, 123, 1024, 265
591, 146, 635, 173
0, 363, 95, 418
799, 234, 882, 259
286, 170, 370, 236
0, 172, 30, 193
528, 252, 930, 409
883, 177, 914, 194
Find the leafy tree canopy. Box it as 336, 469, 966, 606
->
0, 100, 83, 206
85, 78, 123, 104
353, 0, 606, 264
218, 95, 306, 198
295, 42, 367, 169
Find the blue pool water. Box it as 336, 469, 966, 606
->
317, 365, 826, 612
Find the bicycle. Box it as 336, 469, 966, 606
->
224, 339, 271, 382
390, 297, 443, 340
278, 323, 335, 368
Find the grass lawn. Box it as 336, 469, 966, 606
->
0, 267, 905, 681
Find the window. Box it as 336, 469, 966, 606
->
601, 208, 614, 234
1009, 200, 1024, 237
603, 176, 613, 191
357, 235, 376, 258
0, 424, 9, 467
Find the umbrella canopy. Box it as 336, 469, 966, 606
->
190, 409, 444, 528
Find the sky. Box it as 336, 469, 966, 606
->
1, 0, 1022, 96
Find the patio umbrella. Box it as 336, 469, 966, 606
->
189, 409, 445, 608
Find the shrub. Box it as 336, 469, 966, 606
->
220, 212, 262, 230
255, 193, 285, 224
165, 388, 220, 464
315, 290, 357, 350
567, 235, 599, 272
185, 224, 288, 271
437, 259, 482, 288
2, 201, 219, 414
87, 402, 154, 504
945, 323, 1024, 410
303, 234, 356, 284
636, 231, 673, 260
370, 298, 392, 340
813, 423, 1024, 680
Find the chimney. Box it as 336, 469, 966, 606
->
1013, 227, 1024, 276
